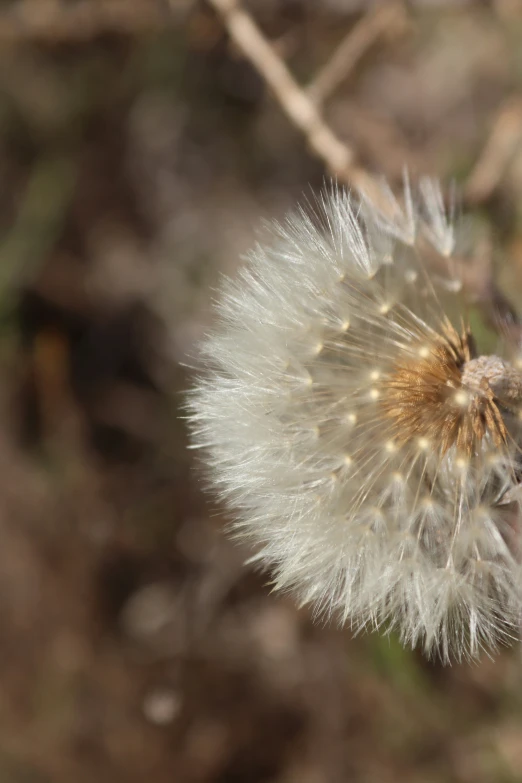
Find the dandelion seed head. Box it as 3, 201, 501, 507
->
188, 177, 522, 662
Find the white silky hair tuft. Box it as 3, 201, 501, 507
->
187, 177, 522, 662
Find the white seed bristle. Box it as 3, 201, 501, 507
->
187, 177, 522, 663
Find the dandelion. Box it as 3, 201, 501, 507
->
187, 176, 522, 662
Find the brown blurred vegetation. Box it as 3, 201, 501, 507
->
0, 1, 522, 782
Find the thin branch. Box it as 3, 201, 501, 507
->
206, 0, 351, 174
205, 0, 382, 198
307, 3, 407, 107
464, 98, 522, 204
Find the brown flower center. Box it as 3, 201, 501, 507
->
380, 320, 518, 457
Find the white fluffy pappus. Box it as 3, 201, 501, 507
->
187, 177, 522, 662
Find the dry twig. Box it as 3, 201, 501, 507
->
465, 98, 522, 204
307, 3, 407, 107
205, 0, 382, 198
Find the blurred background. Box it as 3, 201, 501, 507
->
1, 1, 522, 781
